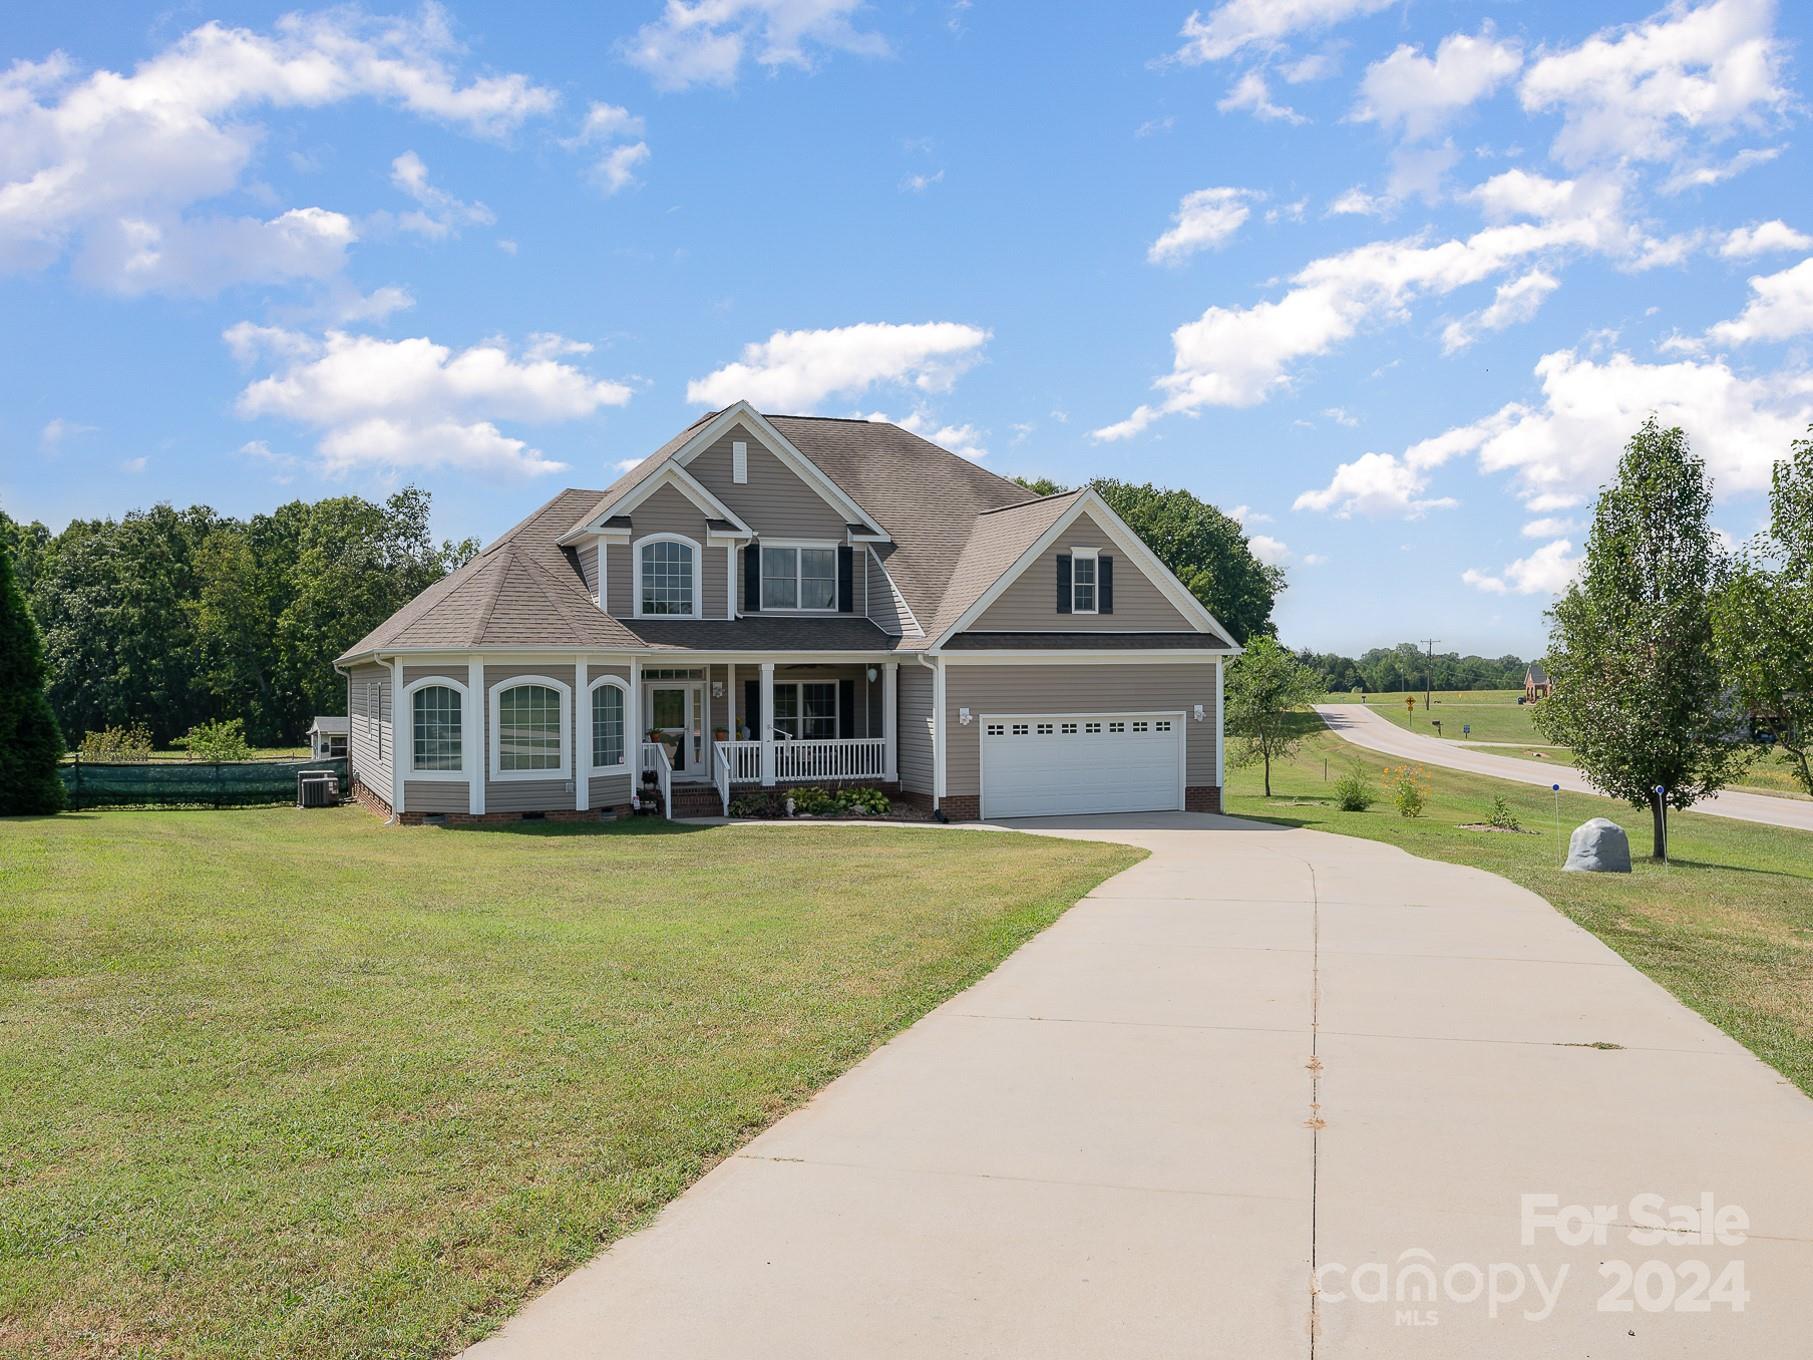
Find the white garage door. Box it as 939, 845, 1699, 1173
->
981, 713, 1184, 819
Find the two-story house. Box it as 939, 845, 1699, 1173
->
336, 401, 1239, 822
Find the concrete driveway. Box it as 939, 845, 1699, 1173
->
463, 816, 1812, 1358
1317, 702, 1813, 833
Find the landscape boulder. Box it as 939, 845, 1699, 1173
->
1564, 818, 1632, 873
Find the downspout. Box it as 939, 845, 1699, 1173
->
917, 653, 943, 820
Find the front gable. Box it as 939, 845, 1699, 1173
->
972, 509, 1193, 632
688, 419, 851, 539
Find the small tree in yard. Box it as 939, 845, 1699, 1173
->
1226, 635, 1323, 796
173, 717, 252, 761
1535, 417, 1749, 859
1714, 425, 1813, 797
0, 531, 65, 814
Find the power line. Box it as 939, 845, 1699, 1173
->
1419, 638, 1440, 713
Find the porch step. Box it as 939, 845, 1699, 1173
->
665, 785, 726, 818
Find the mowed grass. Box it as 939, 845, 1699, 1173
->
0, 809, 1139, 1359
1229, 725, 1813, 1095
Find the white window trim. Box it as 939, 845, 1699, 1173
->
489, 675, 573, 781
586, 674, 632, 774
770, 679, 841, 740
759, 539, 841, 614
403, 675, 471, 781
1070, 545, 1100, 616
632, 532, 703, 619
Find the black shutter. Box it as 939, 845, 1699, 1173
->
1056, 552, 1072, 614
743, 679, 761, 740
838, 678, 855, 738
837, 545, 854, 613
1099, 555, 1114, 614
743, 543, 760, 612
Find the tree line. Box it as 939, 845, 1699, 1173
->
1, 488, 476, 750
1292, 644, 1530, 695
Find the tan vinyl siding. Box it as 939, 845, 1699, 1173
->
576, 537, 601, 602
628, 485, 726, 618
971, 511, 1193, 633
942, 662, 1219, 795
404, 780, 468, 814
897, 662, 935, 793
864, 544, 916, 636
588, 772, 633, 808
347, 663, 392, 799
485, 663, 576, 812
689, 420, 849, 538
606, 542, 630, 615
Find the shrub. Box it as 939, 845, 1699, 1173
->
79, 724, 154, 762
1486, 793, 1523, 831
174, 718, 251, 761
1385, 763, 1431, 818
1333, 763, 1376, 812
789, 785, 840, 816
839, 786, 890, 816
728, 791, 788, 819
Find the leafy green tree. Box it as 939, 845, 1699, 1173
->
0, 529, 65, 814
1535, 417, 1749, 858
173, 718, 252, 761
1225, 635, 1323, 796
1714, 425, 1813, 796
1013, 477, 1283, 642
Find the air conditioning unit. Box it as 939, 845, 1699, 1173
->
297, 772, 340, 808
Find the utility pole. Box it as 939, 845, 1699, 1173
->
1419, 638, 1440, 714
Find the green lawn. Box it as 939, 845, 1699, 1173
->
1321, 687, 1544, 743
1229, 726, 1813, 1096
0, 810, 1138, 1359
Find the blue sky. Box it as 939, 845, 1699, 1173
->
3, 0, 1809, 655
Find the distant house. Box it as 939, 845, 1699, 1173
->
307, 716, 349, 759
1524, 662, 1552, 702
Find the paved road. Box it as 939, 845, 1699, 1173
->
463, 815, 1812, 1358
1317, 702, 1813, 834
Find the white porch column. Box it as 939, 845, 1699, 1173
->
760, 661, 776, 786
1214, 656, 1225, 792
727, 661, 737, 743
467, 657, 485, 815
882, 660, 898, 782
630, 658, 642, 807
575, 658, 590, 811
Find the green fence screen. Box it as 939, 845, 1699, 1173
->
60, 757, 350, 810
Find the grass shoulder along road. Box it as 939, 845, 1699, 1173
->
1228, 727, 1813, 1100
0, 809, 1139, 1360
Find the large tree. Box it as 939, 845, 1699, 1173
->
0, 527, 65, 815
1015, 477, 1283, 642
1534, 417, 1749, 858
1225, 635, 1323, 797
1714, 425, 1813, 796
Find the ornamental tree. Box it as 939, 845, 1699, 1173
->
1225, 635, 1323, 797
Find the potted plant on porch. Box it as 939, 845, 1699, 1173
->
647, 726, 680, 766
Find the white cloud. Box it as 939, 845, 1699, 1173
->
871, 409, 989, 460
1441, 268, 1560, 351
1280, 51, 1338, 83
1518, 0, 1789, 169
0, 9, 557, 292
388, 150, 494, 237
564, 102, 650, 195
1226, 503, 1273, 525
1463, 539, 1579, 595
1661, 143, 1780, 193
233, 330, 632, 476
1328, 186, 1390, 217
1706, 258, 1813, 345
1354, 29, 1522, 140
327, 283, 415, 324
1322, 406, 1359, 426
1168, 0, 1393, 65
1521, 515, 1579, 537
1292, 451, 1460, 518
39, 416, 95, 449
1148, 187, 1256, 264
687, 322, 990, 411
1097, 182, 1634, 437
1720, 220, 1812, 257
120, 456, 149, 474
1247, 534, 1323, 568
1397, 347, 1813, 506
625, 0, 888, 91
1217, 70, 1305, 124
900, 169, 945, 193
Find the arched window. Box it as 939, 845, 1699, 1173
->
490, 677, 571, 778
405, 680, 466, 777
590, 677, 628, 770
636, 534, 699, 617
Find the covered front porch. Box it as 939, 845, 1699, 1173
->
634, 658, 900, 814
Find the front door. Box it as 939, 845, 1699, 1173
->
646, 683, 704, 775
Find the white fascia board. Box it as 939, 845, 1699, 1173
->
675, 400, 886, 538
611, 463, 753, 534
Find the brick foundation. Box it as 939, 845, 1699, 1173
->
1185, 784, 1222, 813
938, 794, 981, 822
350, 778, 392, 819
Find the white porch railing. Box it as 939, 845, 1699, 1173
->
640, 741, 672, 816
712, 741, 731, 816
721, 739, 763, 783
774, 737, 888, 782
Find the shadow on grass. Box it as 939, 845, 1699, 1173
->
436, 816, 715, 839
